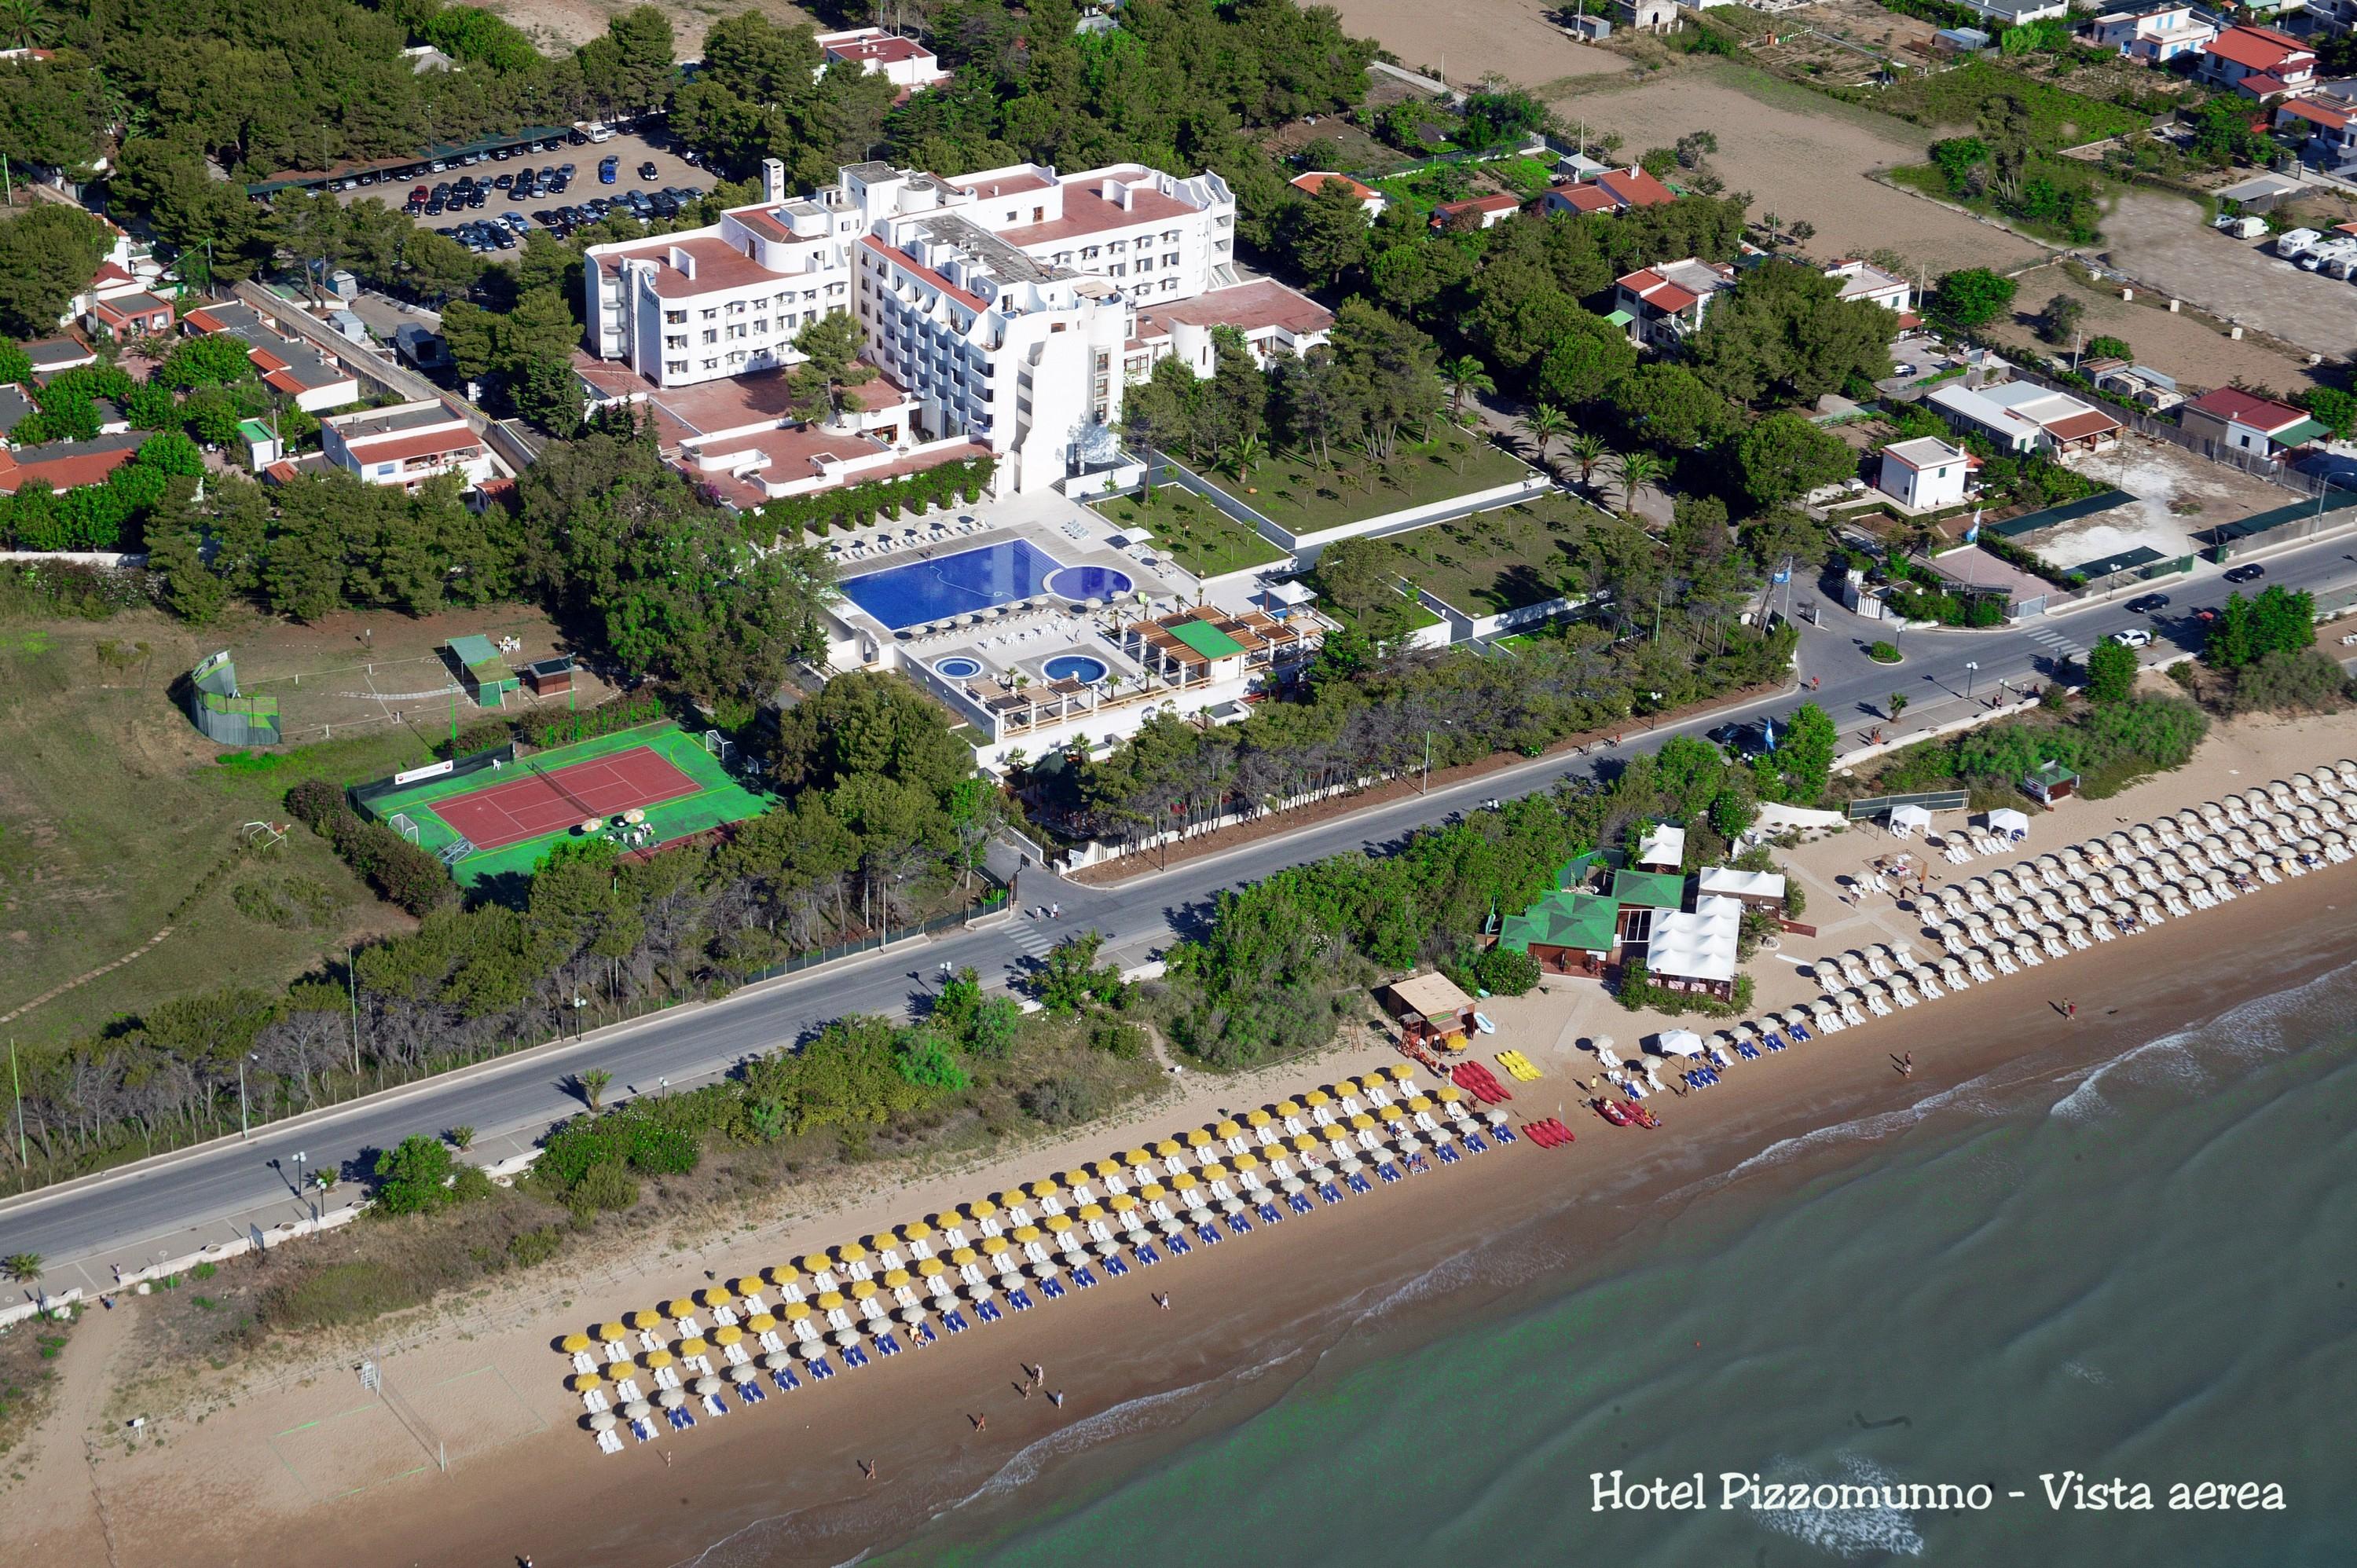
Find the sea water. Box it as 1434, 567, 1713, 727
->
873, 962, 2357, 1567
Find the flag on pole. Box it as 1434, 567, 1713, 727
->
1762, 716, 1777, 752
1963, 507, 1982, 545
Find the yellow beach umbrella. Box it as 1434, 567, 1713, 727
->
882, 1267, 911, 1288
1197, 1162, 1228, 1182
1246, 1109, 1272, 1128
1011, 1224, 1042, 1243
1076, 1202, 1105, 1220
1291, 1134, 1319, 1152
1406, 1094, 1432, 1112
1436, 1083, 1463, 1101
596, 1321, 628, 1343
1351, 1112, 1376, 1130
698, 1287, 732, 1310
1274, 1099, 1301, 1117
1214, 1119, 1241, 1139
665, 1298, 697, 1318
1090, 1159, 1123, 1179
1109, 1192, 1137, 1211
1380, 1103, 1406, 1123
1303, 1090, 1330, 1108
917, 1258, 947, 1277
1061, 1169, 1091, 1188
780, 1302, 812, 1321
798, 1253, 833, 1275
1125, 1149, 1155, 1167
1044, 1213, 1074, 1233
628, 1309, 664, 1332
949, 1245, 978, 1265
676, 1336, 709, 1358
561, 1332, 592, 1354
837, 1241, 868, 1263
746, 1312, 776, 1332
815, 1291, 846, 1312
967, 1198, 999, 1219
1138, 1182, 1167, 1201
1153, 1138, 1181, 1157
1171, 1171, 1198, 1191
761, 1264, 796, 1285
643, 1349, 674, 1369
850, 1280, 878, 1301
981, 1236, 1010, 1255
605, 1360, 634, 1381
899, 1220, 933, 1241
1186, 1129, 1212, 1148
713, 1324, 742, 1346
569, 1370, 602, 1391
1233, 1152, 1260, 1170
1026, 1179, 1059, 1200
1388, 1062, 1416, 1082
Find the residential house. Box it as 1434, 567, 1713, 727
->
83, 290, 174, 342
1875, 435, 1973, 511
1593, 165, 1677, 209
1824, 257, 1912, 313
2178, 387, 2328, 456
1541, 181, 1625, 217
1612, 257, 1738, 347
2087, 360, 2185, 412
316, 399, 497, 492
2275, 96, 2357, 163
0, 382, 34, 441
21, 337, 96, 376
814, 27, 952, 92
1927, 380, 2121, 456
2198, 25, 2315, 101
2079, 5, 2217, 62
0, 430, 146, 495
1617, 0, 1678, 31
1288, 170, 1387, 218
181, 301, 363, 412
1430, 192, 1523, 230
1952, 0, 2069, 23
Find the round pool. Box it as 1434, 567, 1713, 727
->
1043, 654, 1109, 684
933, 656, 983, 680
1046, 566, 1135, 603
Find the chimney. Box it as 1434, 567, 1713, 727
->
1102, 178, 1121, 203
763, 157, 786, 204
670, 245, 696, 280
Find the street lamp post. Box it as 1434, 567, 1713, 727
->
291, 1149, 307, 1201
1964, 661, 1980, 702
237, 1052, 258, 1141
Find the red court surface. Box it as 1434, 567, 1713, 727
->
431, 747, 702, 849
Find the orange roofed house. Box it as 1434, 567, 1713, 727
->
2198, 24, 2315, 101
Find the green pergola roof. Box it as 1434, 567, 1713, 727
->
1611, 868, 1687, 909
1167, 618, 1247, 659
2273, 416, 2330, 447
1554, 851, 1602, 891
1499, 888, 1618, 954
448, 634, 514, 684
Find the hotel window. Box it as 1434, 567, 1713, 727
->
701, 308, 717, 320
726, 300, 746, 316
1136, 234, 1153, 249
665, 359, 687, 375
753, 318, 768, 334
664, 310, 687, 324
702, 329, 718, 344
665, 335, 686, 350
702, 357, 719, 370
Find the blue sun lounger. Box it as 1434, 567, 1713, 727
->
808, 1355, 835, 1379
1286, 1191, 1313, 1214
1103, 1253, 1130, 1277
1318, 1181, 1344, 1203
1463, 1131, 1489, 1152
876, 1333, 903, 1356
1039, 1276, 1066, 1300
1376, 1163, 1400, 1183
632, 1417, 657, 1442
1072, 1265, 1099, 1288
1736, 1040, 1761, 1060
1257, 1201, 1283, 1224
1167, 1231, 1192, 1255
1789, 1020, 1812, 1042
942, 1308, 970, 1333
772, 1366, 801, 1393
1008, 1288, 1036, 1311
841, 1343, 871, 1368
669, 1406, 695, 1431
1225, 1212, 1251, 1235
1492, 1123, 1517, 1144
739, 1379, 767, 1403
1762, 1032, 1786, 1052
1197, 1222, 1221, 1245
1343, 1171, 1371, 1194
975, 1299, 1003, 1323
1437, 1142, 1461, 1164
1135, 1242, 1162, 1265
913, 1321, 937, 1346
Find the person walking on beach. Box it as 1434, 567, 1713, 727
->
860, 1459, 877, 1482
2066, 998, 2077, 1020
1048, 1390, 1065, 1408
1154, 1291, 1171, 1311
1026, 1363, 1043, 1387
972, 1412, 987, 1431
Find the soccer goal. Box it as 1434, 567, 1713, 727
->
389, 812, 421, 844
702, 728, 737, 764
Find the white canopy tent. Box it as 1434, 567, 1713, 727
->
1988, 808, 2031, 841
1890, 803, 1934, 836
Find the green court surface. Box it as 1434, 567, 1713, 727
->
357, 722, 770, 886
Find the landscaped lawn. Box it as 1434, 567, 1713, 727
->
1199, 429, 1534, 536
1089, 487, 1287, 579
1383, 496, 1597, 616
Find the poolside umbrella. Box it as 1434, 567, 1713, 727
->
628, 1309, 664, 1331
1275, 1100, 1302, 1117
580, 817, 603, 835
714, 1324, 743, 1346
1388, 1063, 1416, 1082
917, 1258, 948, 1277
570, 1371, 602, 1391
728, 1365, 757, 1386
676, 1336, 709, 1358
657, 1388, 687, 1410
814, 1290, 846, 1312
623, 1399, 653, 1421
665, 1298, 697, 1318
562, 1332, 592, 1354
693, 1375, 720, 1398
849, 1280, 878, 1301
643, 1349, 675, 1370
837, 1242, 868, 1264
746, 1312, 776, 1332
882, 1267, 911, 1288
781, 1300, 812, 1321
1215, 1119, 1241, 1139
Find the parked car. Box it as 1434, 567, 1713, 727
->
585, 123, 616, 142
599, 156, 619, 183
2190, 606, 2220, 624
2124, 593, 2171, 615
2223, 562, 2267, 584
2110, 628, 2154, 649
638, 159, 658, 181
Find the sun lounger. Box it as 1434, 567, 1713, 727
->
841, 1343, 871, 1368
1039, 1276, 1068, 1299
1462, 1131, 1489, 1152
631, 1417, 658, 1442
877, 1332, 904, 1355
667, 1408, 693, 1431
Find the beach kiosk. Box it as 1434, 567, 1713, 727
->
447, 634, 519, 709
1380, 972, 1479, 1051
2021, 760, 2078, 805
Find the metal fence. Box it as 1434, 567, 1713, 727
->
732, 881, 1011, 985
1983, 488, 2134, 539
1846, 789, 1970, 819
348, 742, 516, 811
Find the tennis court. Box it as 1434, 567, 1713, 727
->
354, 722, 772, 885
434, 749, 702, 849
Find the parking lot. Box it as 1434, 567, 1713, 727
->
321, 125, 716, 257
2099, 189, 2357, 360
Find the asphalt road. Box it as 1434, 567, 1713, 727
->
8, 528, 2355, 1290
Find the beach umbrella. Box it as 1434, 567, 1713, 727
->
1011, 1224, 1042, 1244
569, 1371, 602, 1391
949, 1246, 978, 1265
627, 1309, 664, 1332
814, 1290, 846, 1312
623, 1399, 653, 1420
1350, 1112, 1376, 1130
1406, 1094, 1432, 1112
728, 1279, 764, 1299
698, 1288, 733, 1311
1220, 1196, 1246, 1214
1275, 1099, 1302, 1117
849, 1280, 878, 1301
676, 1336, 709, 1358
1026, 1178, 1059, 1200
561, 1332, 592, 1354
966, 1199, 999, 1220
1138, 1181, 1167, 1202
882, 1267, 911, 1288
1109, 1192, 1138, 1212
1076, 1202, 1105, 1220
1388, 1063, 1416, 1082
1171, 1171, 1198, 1191
1303, 1090, 1330, 1108
1061, 1169, 1091, 1188
1379, 1104, 1406, 1123
918, 1258, 948, 1277
830, 1328, 862, 1348
643, 1349, 674, 1369
1232, 1152, 1260, 1170
1125, 1148, 1155, 1167
596, 1320, 629, 1343
1290, 1133, 1319, 1152
1197, 1162, 1228, 1183
746, 1312, 776, 1332
1281, 1176, 1307, 1195
1153, 1138, 1182, 1157
665, 1298, 697, 1319
589, 1410, 619, 1434
728, 1365, 757, 1386
1487, 1110, 1511, 1127
605, 1359, 634, 1381
1044, 1213, 1075, 1233
896, 1304, 927, 1324
760, 1354, 789, 1374
1214, 1119, 1241, 1139
761, 1265, 796, 1287
1246, 1109, 1272, 1127
693, 1375, 720, 1397
713, 1324, 743, 1346
657, 1388, 686, 1410
837, 1242, 868, 1263
900, 1220, 933, 1242
980, 1236, 1010, 1255
781, 1301, 812, 1321
1186, 1129, 1212, 1148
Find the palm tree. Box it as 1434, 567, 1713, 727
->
1225, 432, 1266, 483
1566, 431, 1607, 490
1441, 355, 1495, 422
1613, 450, 1665, 515
446, 1124, 476, 1152
1523, 403, 1573, 477
577, 1067, 611, 1111
2, 1252, 42, 1286
0, 0, 49, 49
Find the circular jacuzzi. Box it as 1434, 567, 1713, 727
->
1046, 566, 1134, 603
934, 656, 983, 680
1043, 654, 1109, 684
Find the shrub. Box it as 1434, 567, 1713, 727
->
371, 1134, 456, 1214
508, 1226, 564, 1266
283, 778, 344, 827
570, 1161, 640, 1215
1021, 1073, 1103, 1127
1868, 640, 1901, 663
1090, 1019, 1149, 1059
1472, 945, 1541, 997
449, 1165, 497, 1204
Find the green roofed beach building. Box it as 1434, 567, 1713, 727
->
448, 633, 520, 709
1497, 887, 1621, 978
1611, 867, 1689, 949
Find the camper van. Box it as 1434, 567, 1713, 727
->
2275, 227, 2321, 261
2216, 214, 2267, 240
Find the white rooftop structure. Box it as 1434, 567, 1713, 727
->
1636, 823, 1687, 870
1697, 866, 1787, 903
1645, 895, 1743, 987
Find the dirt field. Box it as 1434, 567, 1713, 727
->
2098, 189, 2357, 362
1546, 63, 2048, 277
1750, 0, 1935, 87
1987, 260, 2324, 397
2030, 435, 2292, 573
487, 0, 811, 54
1321, 0, 1630, 91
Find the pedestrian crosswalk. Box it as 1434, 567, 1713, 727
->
1010, 920, 1061, 958
2024, 625, 2085, 668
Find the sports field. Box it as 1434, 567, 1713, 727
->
356, 723, 770, 885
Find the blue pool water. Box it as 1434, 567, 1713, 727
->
1045, 565, 1134, 603
841, 541, 1065, 630
1043, 654, 1109, 683
934, 656, 982, 680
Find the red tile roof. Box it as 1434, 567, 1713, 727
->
2205, 24, 2311, 71
1289, 171, 1380, 201
1596, 167, 1677, 207
2043, 408, 2121, 441
827, 34, 930, 64
995, 180, 1197, 247
341, 428, 482, 465
2278, 97, 2350, 130
0, 444, 138, 494
1551, 182, 1622, 214
2187, 386, 2308, 430
1618, 267, 1700, 313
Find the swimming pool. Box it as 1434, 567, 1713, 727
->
841, 540, 1065, 631
933, 656, 983, 680
1043, 654, 1109, 683
1044, 565, 1135, 603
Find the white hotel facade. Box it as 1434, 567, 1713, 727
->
583, 157, 1330, 493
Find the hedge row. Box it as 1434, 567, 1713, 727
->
751, 456, 994, 540
284, 778, 456, 916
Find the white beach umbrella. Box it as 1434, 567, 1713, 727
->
1657, 1030, 1706, 1058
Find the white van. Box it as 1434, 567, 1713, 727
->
583, 123, 617, 144
2275, 226, 2321, 260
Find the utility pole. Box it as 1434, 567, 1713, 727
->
346, 947, 361, 1077
9, 1039, 24, 1171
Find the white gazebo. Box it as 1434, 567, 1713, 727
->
1890, 803, 1934, 837
1988, 808, 2031, 841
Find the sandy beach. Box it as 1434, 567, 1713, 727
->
13, 710, 2357, 1566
